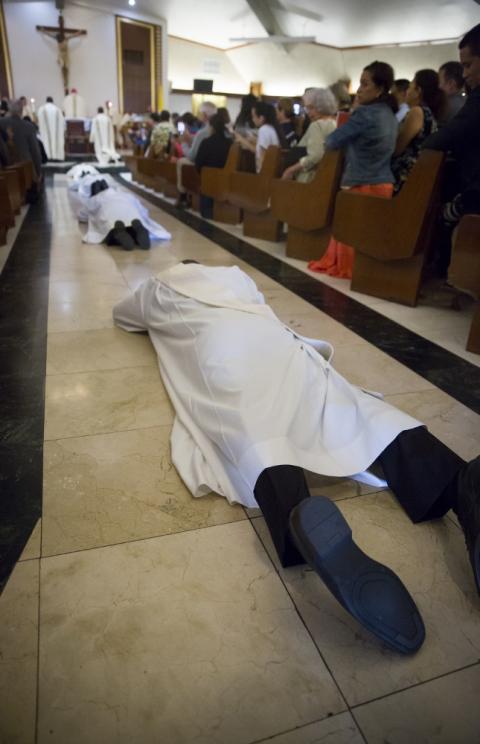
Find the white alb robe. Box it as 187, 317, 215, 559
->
90, 113, 120, 165
113, 264, 422, 508
82, 188, 171, 243
37, 102, 65, 160
67, 173, 116, 222
63, 92, 87, 119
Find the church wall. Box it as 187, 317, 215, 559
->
226, 42, 345, 96
169, 35, 462, 101
342, 41, 460, 89
168, 36, 247, 95
4, 1, 118, 117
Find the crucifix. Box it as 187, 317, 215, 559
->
36, 11, 87, 91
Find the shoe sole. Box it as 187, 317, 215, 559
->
112, 222, 135, 251
131, 220, 150, 250
289, 496, 425, 654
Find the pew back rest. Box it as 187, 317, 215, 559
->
181, 163, 200, 193
200, 143, 242, 200
228, 146, 283, 212
332, 150, 444, 260
449, 215, 480, 299
270, 149, 344, 230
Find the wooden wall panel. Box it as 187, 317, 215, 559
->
0, 0, 13, 99
117, 16, 159, 114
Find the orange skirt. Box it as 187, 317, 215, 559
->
308, 183, 394, 279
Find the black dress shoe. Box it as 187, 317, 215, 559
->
289, 496, 425, 654
109, 220, 135, 251
455, 455, 480, 594
128, 219, 150, 249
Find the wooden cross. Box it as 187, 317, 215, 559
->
36, 12, 87, 92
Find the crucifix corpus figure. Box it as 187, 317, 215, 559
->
36, 11, 87, 90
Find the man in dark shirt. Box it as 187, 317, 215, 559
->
0, 99, 42, 179
423, 23, 480, 275
438, 61, 466, 126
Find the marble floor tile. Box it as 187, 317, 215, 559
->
49, 264, 127, 286
47, 328, 156, 375
44, 366, 173, 440
47, 282, 130, 333
19, 519, 42, 561
385, 389, 480, 461
332, 344, 434, 395
0, 560, 39, 744
252, 491, 480, 707
42, 426, 246, 555
256, 712, 363, 744
354, 664, 480, 744
262, 286, 319, 317
38, 522, 345, 744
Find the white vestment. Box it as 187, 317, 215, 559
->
37, 102, 65, 160
66, 163, 100, 184
113, 264, 422, 508
67, 173, 116, 222
63, 93, 87, 119
82, 188, 171, 243
89, 113, 120, 165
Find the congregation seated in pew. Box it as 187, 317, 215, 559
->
281, 88, 337, 183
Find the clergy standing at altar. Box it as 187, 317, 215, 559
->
90, 107, 120, 165
63, 88, 87, 118
37, 96, 65, 161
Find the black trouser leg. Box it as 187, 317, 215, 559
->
377, 426, 465, 522
254, 465, 309, 568
253, 427, 465, 569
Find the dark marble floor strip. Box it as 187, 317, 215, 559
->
119, 177, 480, 415
0, 185, 52, 592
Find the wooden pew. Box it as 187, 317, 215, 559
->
181, 164, 200, 211
227, 146, 284, 240
448, 214, 480, 354
332, 150, 445, 306
270, 150, 344, 260
0, 174, 15, 245
200, 145, 253, 224
124, 154, 141, 181
6, 161, 33, 204
2, 168, 22, 214
136, 157, 163, 191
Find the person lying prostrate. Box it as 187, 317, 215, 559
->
391, 69, 445, 193
75, 182, 171, 250
113, 261, 480, 655
235, 101, 281, 172
308, 61, 398, 279
281, 88, 337, 183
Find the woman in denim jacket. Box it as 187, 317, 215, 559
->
309, 61, 398, 279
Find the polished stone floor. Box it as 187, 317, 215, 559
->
1, 176, 480, 744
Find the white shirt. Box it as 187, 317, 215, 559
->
256, 124, 280, 172
396, 102, 410, 123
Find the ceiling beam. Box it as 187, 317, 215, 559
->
245, 0, 289, 52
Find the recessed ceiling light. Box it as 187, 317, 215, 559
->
128, 0, 136, 6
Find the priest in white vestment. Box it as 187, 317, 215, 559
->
37, 96, 65, 160
112, 262, 480, 653
63, 88, 87, 119
90, 107, 121, 165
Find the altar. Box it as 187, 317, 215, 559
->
65, 118, 93, 156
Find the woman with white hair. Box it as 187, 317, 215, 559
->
281, 88, 337, 183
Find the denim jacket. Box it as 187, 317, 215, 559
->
326, 103, 398, 187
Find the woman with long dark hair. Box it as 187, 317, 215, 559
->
308, 60, 398, 279
235, 101, 281, 172
391, 69, 446, 192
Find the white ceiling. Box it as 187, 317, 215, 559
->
12, 0, 480, 49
